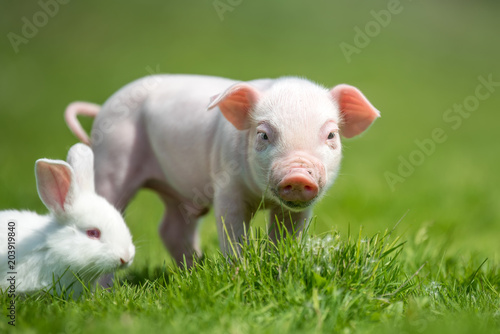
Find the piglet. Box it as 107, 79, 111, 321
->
65, 75, 380, 266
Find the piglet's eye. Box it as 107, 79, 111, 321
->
327, 132, 335, 140
87, 228, 101, 240
259, 132, 269, 140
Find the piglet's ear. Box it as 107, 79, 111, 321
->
66, 143, 95, 193
208, 83, 261, 130
35, 159, 78, 215
330, 84, 380, 138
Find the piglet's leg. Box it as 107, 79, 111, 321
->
268, 207, 312, 242
214, 188, 252, 256
97, 273, 115, 289
159, 197, 206, 267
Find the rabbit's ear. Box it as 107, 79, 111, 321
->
35, 159, 78, 215
66, 143, 95, 193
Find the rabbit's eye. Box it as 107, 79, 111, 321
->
87, 228, 101, 240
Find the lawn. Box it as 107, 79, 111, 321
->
1, 0, 500, 333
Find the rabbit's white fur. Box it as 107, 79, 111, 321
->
0, 144, 135, 296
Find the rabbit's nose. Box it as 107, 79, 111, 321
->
119, 246, 135, 267
119, 254, 133, 268
119, 257, 130, 268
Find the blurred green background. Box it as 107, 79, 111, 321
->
1, 0, 499, 268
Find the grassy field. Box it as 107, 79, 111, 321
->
1, 0, 500, 333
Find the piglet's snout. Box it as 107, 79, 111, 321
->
271, 152, 326, 208
277, 170, 319, 203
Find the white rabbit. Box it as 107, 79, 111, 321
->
0, 143, 135, 296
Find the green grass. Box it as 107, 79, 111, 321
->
2, 0, 500, 333
2, 225, 499, 334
